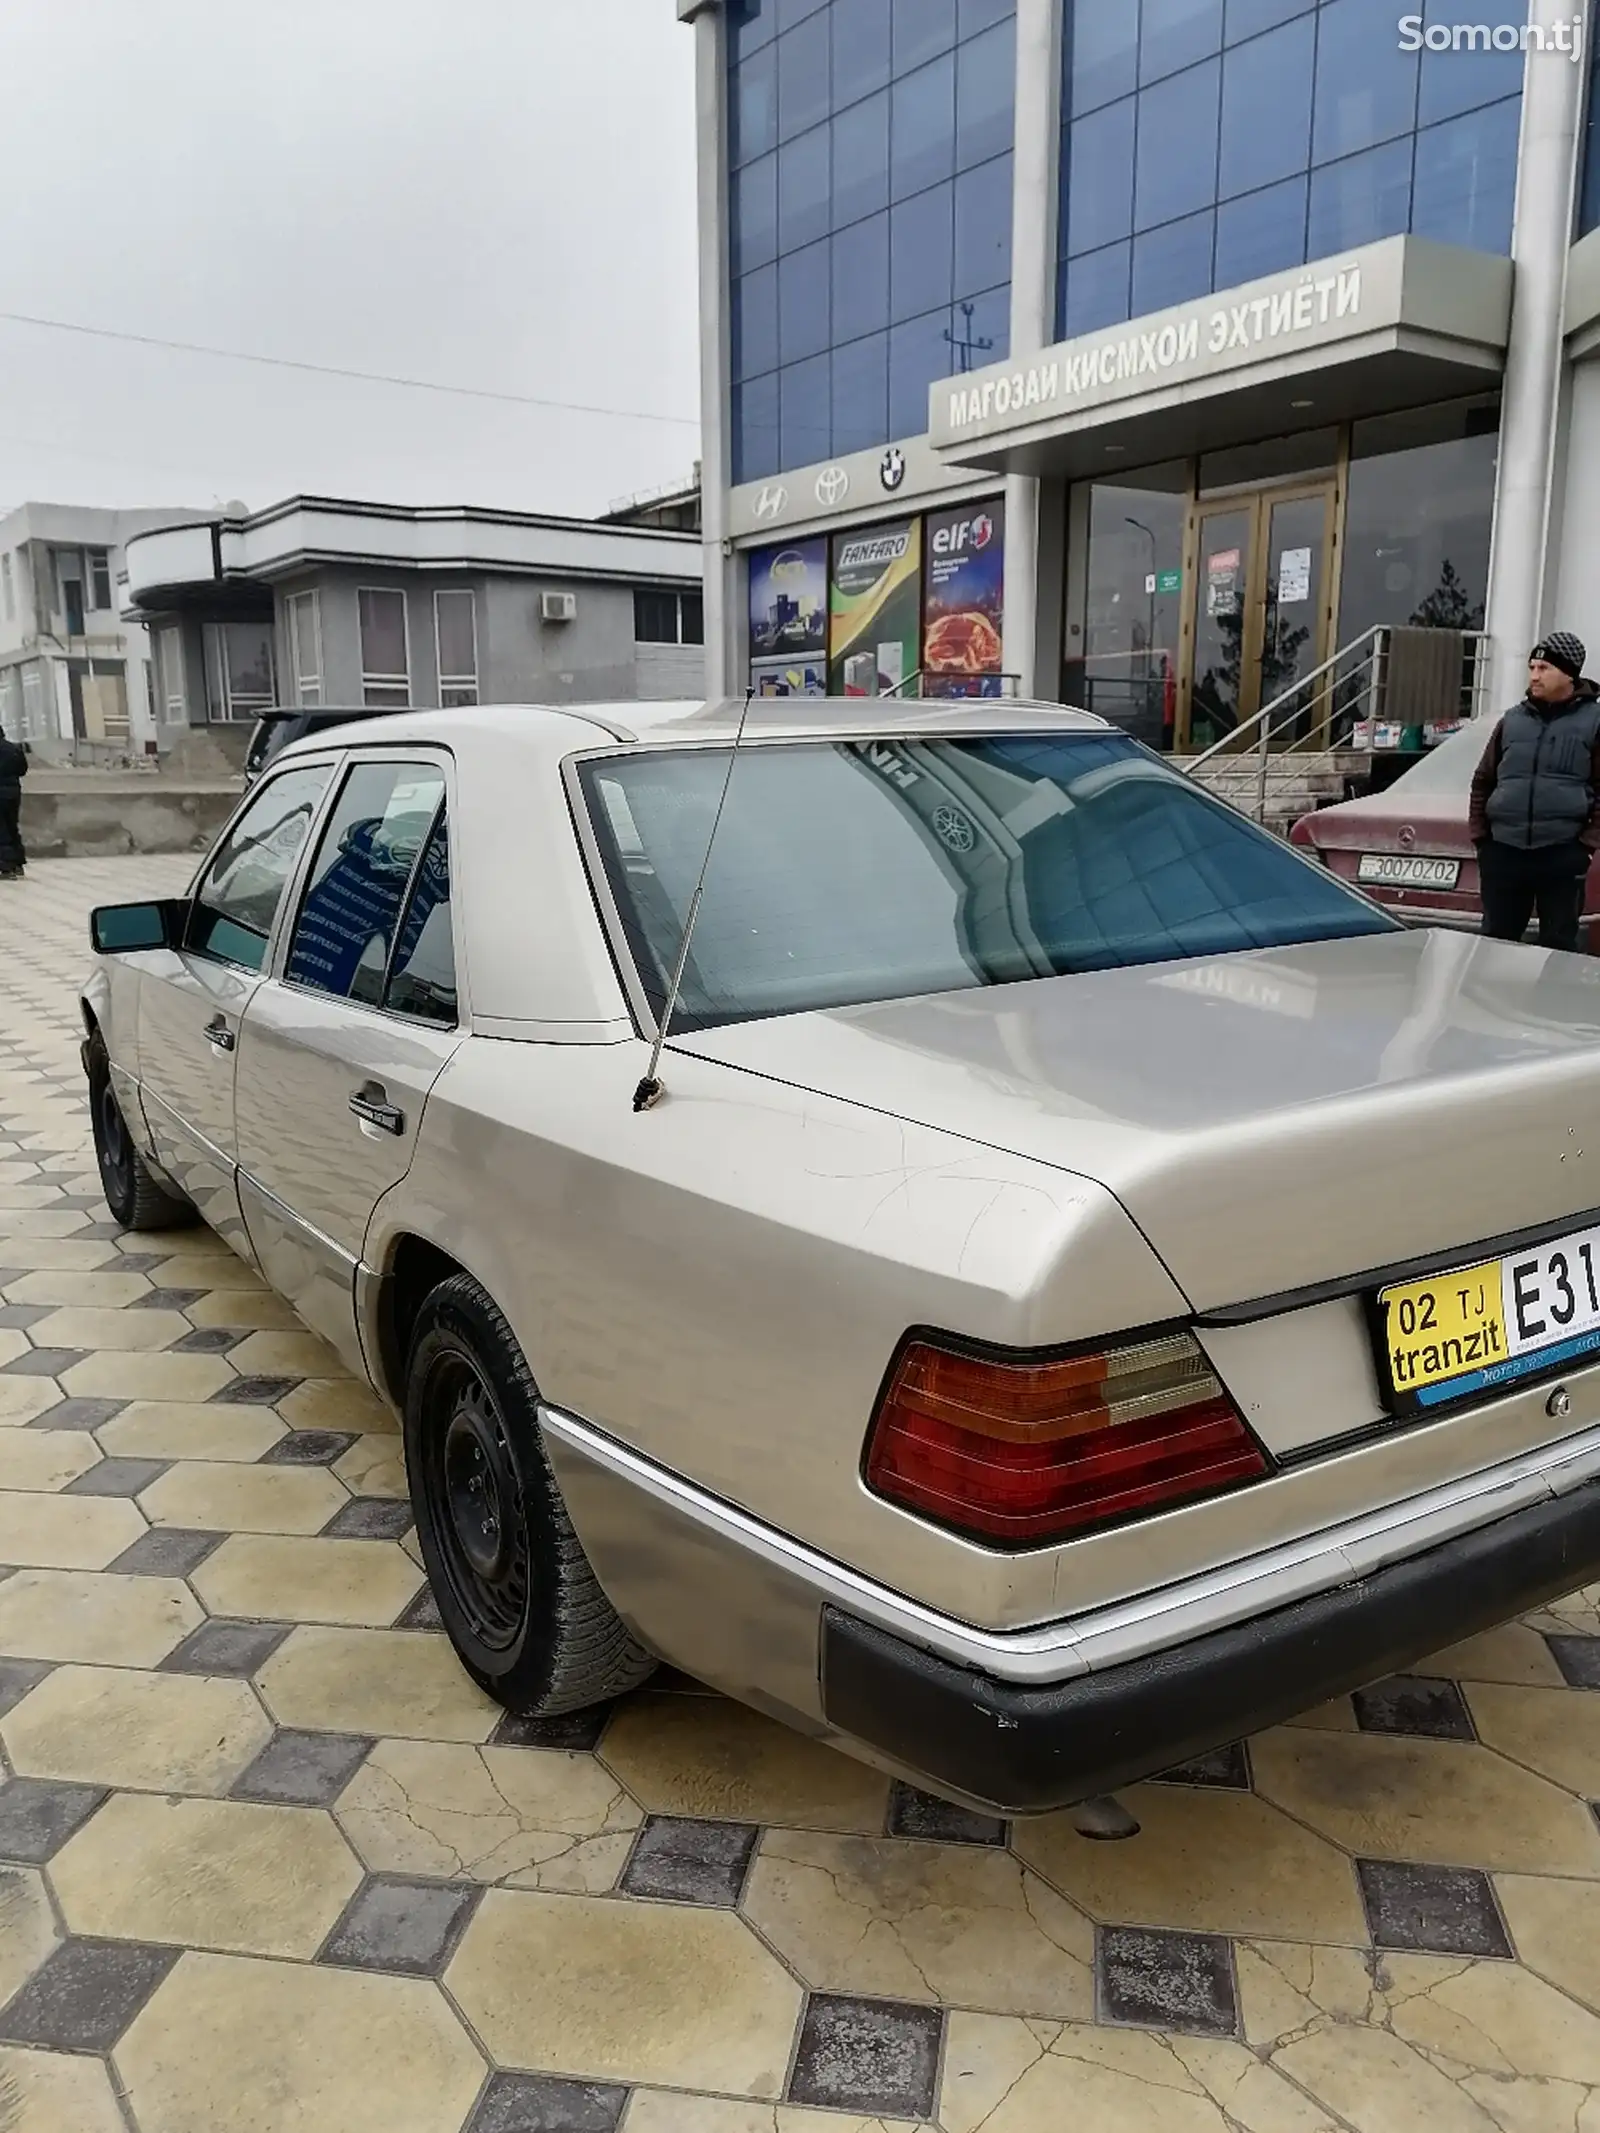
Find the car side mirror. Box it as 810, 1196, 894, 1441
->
90, 899, 189, 954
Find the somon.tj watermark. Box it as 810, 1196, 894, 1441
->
1398, 13, 1583, 58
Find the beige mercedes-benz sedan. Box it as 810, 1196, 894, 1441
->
79, 698, 1600, 1814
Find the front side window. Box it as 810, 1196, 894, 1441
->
580, 731, 1394, 1032
434, 590, 478, 707
285, 761, 446, 1006
189, 763, 333, 971
359, 589, 410, 708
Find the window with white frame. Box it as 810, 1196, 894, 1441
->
154, 629, 187, 722
89, 549, 112, 612
285, 590, 323, 707
203, 621, 276, 722
1, 554, 12, 625
633, 588, 705, 645
358, 588, 410, 707
434, 589, 478, 707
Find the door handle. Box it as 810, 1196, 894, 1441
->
204, 1016, 235, 1054
349, 1086, 405, 1135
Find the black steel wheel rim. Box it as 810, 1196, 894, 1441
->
96, 1078, 133, 1203
425, 1354, 531, 1653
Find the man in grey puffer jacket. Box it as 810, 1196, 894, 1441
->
1468, 632, 1600, 952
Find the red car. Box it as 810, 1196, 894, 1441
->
1289, 721, 1600, 950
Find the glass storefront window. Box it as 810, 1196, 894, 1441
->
730, 0, 1016, 485
1338, 400, 1499, 643
1057, 0, 1526, 342
1067, 469, 1188, 750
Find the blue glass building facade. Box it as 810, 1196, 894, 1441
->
727, 0, 1017, 484
1057, 0, 1526, 339
1581, 14, 1600, 235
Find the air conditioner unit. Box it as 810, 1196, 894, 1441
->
540, 590, 577, 623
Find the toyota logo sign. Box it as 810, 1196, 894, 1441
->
815, 465, 849, 508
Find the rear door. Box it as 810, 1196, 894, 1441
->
137, 760, 336, 1250
233, 754, 463, 1373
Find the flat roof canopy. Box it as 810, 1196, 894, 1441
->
930, 235, 1510, 482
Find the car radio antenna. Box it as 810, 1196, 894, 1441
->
632, 681, 758, 1113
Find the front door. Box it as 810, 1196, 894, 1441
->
232, 756, 462, 1375
1183, 482, 1335, 751
137, 759, 336, 1251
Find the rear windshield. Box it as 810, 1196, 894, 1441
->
578, 732, 1395, 1031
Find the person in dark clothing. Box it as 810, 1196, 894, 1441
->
0, 733, 27, 879
1468, 632, 1600, 953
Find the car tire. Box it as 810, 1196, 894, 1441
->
86, 1034, 196, 1232
404, 1271, 657, 1715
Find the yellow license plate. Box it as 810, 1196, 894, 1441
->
1377, 1261, 1507, 1405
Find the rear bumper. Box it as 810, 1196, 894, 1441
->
820, 1475, 1600, 1811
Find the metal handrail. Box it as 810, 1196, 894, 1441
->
1184, 625, 1387, 775
1184, 625, 1491, 825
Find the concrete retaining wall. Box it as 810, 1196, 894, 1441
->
20, 781, 241, 860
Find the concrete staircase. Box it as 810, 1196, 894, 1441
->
1175, 750, 1355, 837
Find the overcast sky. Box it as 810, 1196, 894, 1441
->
0, 0, 701, 521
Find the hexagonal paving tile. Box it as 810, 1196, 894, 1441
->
60, 1352, 237, 1403
599, 1693, 889, 1834
0, 2043, 128, 2132
0, 1491, 146, 1570
0, 1568, 202, 1667
0, 1378, 66, 1427
115, 1950, 486, 2133
1464, 1683, 1600, 1798
137, 1460, 348, 1535
50, 1792, 364, 1958
1013, 1782, 1367, 1943
334, 1738, 641, 1889
276, 1378, 396, 1434
97, 1401, 286, 1463
1, 1666, 272, 1795
24, 1305, 190, 1352
937, 2010, 1323, 2133
0, 1430, 103, 1491
446, 1887, 802, 2095
192, 1533, 423, 1627
1251, 1725, 1600, 1877
258, 1626, 498, 1742
0, 1865, 61, 2008
744, 1828, 1094, 2018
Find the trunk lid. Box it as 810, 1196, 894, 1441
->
681, 927, 1600, 1312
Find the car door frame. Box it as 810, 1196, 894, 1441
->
232, 742, 468, 1374
133, 749, 348, 1250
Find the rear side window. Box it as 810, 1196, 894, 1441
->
384, 809, 456, 1024
285, 761, 445, 1005
189, 763, 333, 972
579, 732, 1396, 1031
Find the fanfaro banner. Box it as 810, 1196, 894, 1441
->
828, 519, 922, 697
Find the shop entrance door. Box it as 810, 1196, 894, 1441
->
1183, 481, 1336, 752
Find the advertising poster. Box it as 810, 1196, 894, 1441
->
749, 539, 827, 695
923, 497, 1006, 698
828, 519, 922, 697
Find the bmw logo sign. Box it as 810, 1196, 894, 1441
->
879, 447, 906, 492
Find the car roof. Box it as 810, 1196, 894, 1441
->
259, 695, 1114, 1040
269, 696, 1111, 757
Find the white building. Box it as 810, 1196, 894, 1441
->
0, 503, 202, 756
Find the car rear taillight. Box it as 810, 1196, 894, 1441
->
864, 1333, 1268, 1546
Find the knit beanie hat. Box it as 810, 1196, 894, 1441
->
1532, 631, 1586, 681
